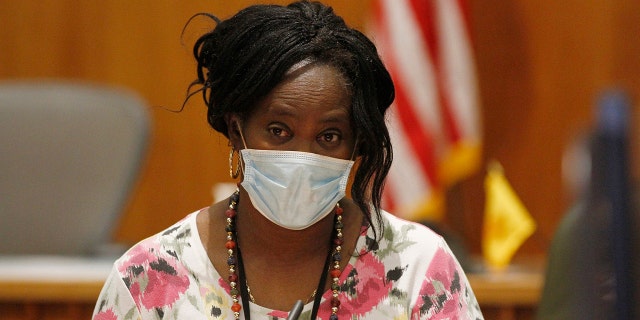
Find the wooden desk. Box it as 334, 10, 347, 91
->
467, 259, 544, 320
0, 256, 113, 320
0, 256, 544, 320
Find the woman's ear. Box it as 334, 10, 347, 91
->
224, 113, 243, 150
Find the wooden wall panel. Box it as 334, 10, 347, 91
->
1, 0, 639, 258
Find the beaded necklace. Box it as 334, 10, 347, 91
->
225, 190, 343, 319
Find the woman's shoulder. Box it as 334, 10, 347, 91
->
362, 209, 455, 268
377, 209, 444, 243
113, 208, 207, 271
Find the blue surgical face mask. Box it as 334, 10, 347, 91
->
239, 149, 354, 230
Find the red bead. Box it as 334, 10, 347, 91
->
229, 273, 238, 282
225, 240, 236, 249
330, 269, 341, 278
331, 297, 341, 307
231, 302, 242, 312
334, 238, 343, 246
225, 209, 236, 218
335, 206, 343, 215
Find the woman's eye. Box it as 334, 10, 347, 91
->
319, 132, 341, 144
269, 127, 290, 137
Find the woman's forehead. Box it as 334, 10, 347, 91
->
254, 66, 352, 118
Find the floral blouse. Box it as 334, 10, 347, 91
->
93, 208, 483, 319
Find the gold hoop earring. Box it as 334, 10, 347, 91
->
229, 148, 241, 179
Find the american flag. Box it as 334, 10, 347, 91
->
370, 0, 481, 222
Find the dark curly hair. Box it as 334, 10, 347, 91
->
185, 1, 395, 239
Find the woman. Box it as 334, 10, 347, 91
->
93, 1, 483, 319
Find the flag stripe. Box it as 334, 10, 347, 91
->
374, 0, 443, 140
436, 0, 479, 142
391, 67, 439, 185
373, 0, 439, 186
409, 0, 464, 145
373, 1, 436, 213
371, 0, 480, 220
384, 112, 433, 213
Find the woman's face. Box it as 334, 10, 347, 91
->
230, 63, 356, 160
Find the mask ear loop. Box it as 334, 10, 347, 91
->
349, 136, 359, 161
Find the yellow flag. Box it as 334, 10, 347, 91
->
482, 162, 536, 269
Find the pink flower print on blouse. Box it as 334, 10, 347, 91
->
217, 276, 231, 293
93, 309, 118, 320
331, 251, 392, 317
413, 247, 464, 319
137, 259, 190, 309
120, 242, 191, 311
118, 243, 159, 274
267, 309, 290, 319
